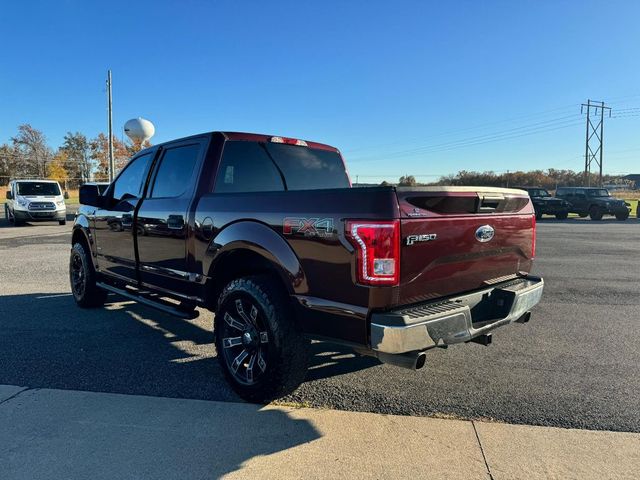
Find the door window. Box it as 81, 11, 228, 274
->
112, 153, 153, 203
150, 144, 201, 198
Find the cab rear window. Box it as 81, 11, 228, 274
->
215, 141, 349, 193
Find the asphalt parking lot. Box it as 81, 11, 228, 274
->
0, 212, 638, 433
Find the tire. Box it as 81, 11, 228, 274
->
59, 219, 67, 226
3, 204, 8, 223
535, 210, 543, 220
69, 242, 107, 308
13, 215, 24, 226
578, 213, 588, 218
615, 211, 629, 221
555, 211, 568, 220
589, 206, 603, 221
215, 275, 310, 403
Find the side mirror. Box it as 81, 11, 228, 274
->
79, 184, 105, 208
5, 191, 12, 200
64, 191, 70, 200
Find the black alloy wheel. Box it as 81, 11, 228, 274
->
215, 276, 310, 402
219, 295, 270, 386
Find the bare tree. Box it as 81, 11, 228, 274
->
398, 175, 417, 186
61, 132, 93, 186
11, 124, 52, 178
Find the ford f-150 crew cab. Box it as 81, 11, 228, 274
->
70, 131, 544, 401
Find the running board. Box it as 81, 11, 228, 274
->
96, 282, 199, 320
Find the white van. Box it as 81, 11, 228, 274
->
4, 179, 67, 226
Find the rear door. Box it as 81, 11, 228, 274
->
136, 137, 208, 296
395, 187, 535, 305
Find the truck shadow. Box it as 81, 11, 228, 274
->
0, 292, 379, 401
0, 291, 333, 478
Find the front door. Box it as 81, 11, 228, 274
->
93, 150, 156, 282
136, 139, 207, 297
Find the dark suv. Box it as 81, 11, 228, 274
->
555, 187, 630, 221
517, 187, 569, 220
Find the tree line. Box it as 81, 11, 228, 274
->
393, 170, 631, 189
0, 124, 148, 188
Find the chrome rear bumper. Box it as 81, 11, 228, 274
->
370, 276, 544, 354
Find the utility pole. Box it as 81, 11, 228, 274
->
581, 99, 611, 187
107, 70, 115, 182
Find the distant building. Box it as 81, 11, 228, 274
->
622, 174, 640, 189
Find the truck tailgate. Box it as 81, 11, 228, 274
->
395, 187, 535, 306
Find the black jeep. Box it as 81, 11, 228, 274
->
555, 187, 630, 221
517, 187, 570, 220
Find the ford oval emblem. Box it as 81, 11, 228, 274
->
475, 225, 495, 243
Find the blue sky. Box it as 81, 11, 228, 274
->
1, 0, 639, 183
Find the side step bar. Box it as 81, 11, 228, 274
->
96, 282, 199, 320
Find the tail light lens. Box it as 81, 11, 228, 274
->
345, 220, 400, 286
531, 214, 537, 259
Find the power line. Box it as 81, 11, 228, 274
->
349, 116, 583, 163
343, 103, 580, 155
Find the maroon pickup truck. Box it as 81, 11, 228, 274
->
70, 132, 544, 401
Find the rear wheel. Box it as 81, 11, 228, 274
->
555, 211, 568, 220
215, 275, 310, 402
59, 219, 67, 226
615, 210, 629, 221
70, 242, 107, 307
589, 206, 603, 221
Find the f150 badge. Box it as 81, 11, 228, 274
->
406, 233, 437, 245
283, 217, 335, 238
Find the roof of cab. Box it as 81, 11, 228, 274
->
144, 131, 339, 153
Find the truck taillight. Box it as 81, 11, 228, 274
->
270, 136, 308, 147
531, 214, 537, 259
345, 220, 400, 286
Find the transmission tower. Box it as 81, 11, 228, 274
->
581, 99, 611, 186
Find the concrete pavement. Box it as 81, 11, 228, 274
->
1, 385, 638, 480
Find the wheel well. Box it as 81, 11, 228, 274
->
206, 249, 291, 310
71, 228, 89, 249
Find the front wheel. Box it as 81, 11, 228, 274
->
215, 275, 310, 402
59, 219, 67, 226
555, 211, 569, 220
70, 242, 107, 307
615, 211, 629, 221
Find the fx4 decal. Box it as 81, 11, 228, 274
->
283, 217, 335, 238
